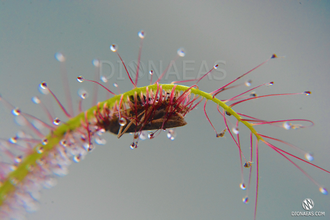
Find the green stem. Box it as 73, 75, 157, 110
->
0, 83, 262, 206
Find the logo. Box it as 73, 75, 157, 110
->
291, 198, 326, 217
302, 198, 314, 211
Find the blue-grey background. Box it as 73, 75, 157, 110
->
0, 1, 329, 220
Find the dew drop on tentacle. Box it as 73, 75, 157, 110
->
240, 183, 246, 190
245, 80, 252, 87
77, 75, 84, 83
139, 131, 148, 140
39, 81, 49, 94
14, 155, 23, 164
149, 70, 154, 76
167, 129, 177, 141
213, 64, 219, 69
232, 127, 239, 135
304, 91, 311, 96
130, 142, 138, 150
148, 132, 154, 139
95, 137, 106, 145
36, 146, 44, 154
78, 89, 88, 100
177, 48, 186, 57
60, 139, 67, 147
73, 154, 82, 163
55, 52, 65, 62
100, 75, 108, 83
119, 117, 127, 126
319, 187, 328, 195
9, 136, 18, 144
110, 44, 118, 52
42, 138, 48, 145
138, 30, 145, 39
283, 122, 292, 130
305, 153, 314, 161
113, 83, 118, 88
12, 108, 21, 116
53, 117, 61, 126
32, 96, 41, 104
92, 59, 100, 67
242, 196, 249, 204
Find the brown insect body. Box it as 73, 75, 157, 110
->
95, 85, 199, 139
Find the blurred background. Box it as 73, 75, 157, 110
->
0, 1, 329, 219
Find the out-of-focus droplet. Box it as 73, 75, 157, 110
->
138, 30, 145, 39
283, 122, 292, 130
12, 108, 21, 116
305, 153, 314, 161
55, 52, 65, 62
232, 127, 239, 135
92, 59, 100, 67
53, 117, 60, 126
245, 80, 252, 87
167, 129, 176, 141
32, 96, 41, 104
77, 76, 84, 83
110, 44, 118, 52
177, 48, 185, 57
240, 183, 246, 190
242, 196, 249, 204
119, 117, 127, 126
319, 187, 328, 195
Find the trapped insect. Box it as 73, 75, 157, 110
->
0, 30, 329, 220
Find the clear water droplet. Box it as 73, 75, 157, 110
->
242, 196, 249, 204
167, 129, 176, 141
40, 81, 48, 89
42, 138, 48, 145
110, 44, 118, 52
55, 52, 65, 62
37, 146, 44, 154
12, 108, 21, 116
305, 153, 314, 161
87, 144, 95, 152
60, 139, 67, 147
113, 83, 118, 88
149, 70, 154, 75
32, 96, 41, 104
319, 187, 328, 195
100, 75, 108, 83
9, 136, 18, 143
53, 117, 60, 126
119, 117, 127, 126
304, 91, 311, 96
138, 30, 145, 39
213, 64, 219, 69
95, 137, 106, 145
92, 59, 100, 67
139, 131, 148, 140
73, 154, 81, 163
232, 127, 239, 135
240, 183, 246, 190
283, 122, 292, 130
78, 89, 88, 100
177, 48, 185, 57
130, 142, 136, 149
77, 75, 84, 83
15, 155, 23, 163
245, 80, 252, 87
268, 81, 274, 86
148, 132, 154, 139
